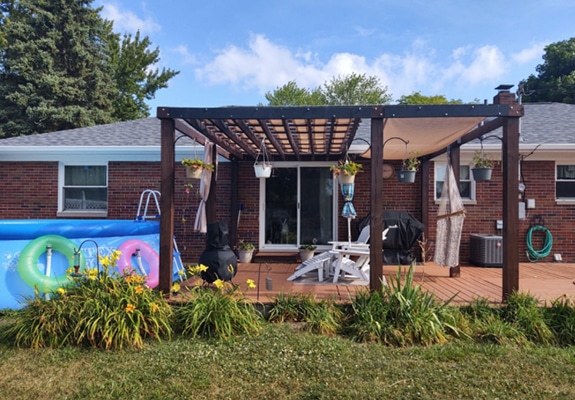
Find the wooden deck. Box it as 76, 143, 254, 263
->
230, 261, 575, 305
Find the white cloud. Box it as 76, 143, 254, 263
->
512, 42, 545, 64
172, 45, 198, 65
194, 35, 513, 101
100, 3, 161, 34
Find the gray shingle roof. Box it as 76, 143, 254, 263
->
0, 118, 163, 146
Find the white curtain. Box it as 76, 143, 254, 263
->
194, 142, 214, 233
434, 164, 466, 267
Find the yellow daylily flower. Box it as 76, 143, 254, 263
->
246, 279, 256, 289
125, 303, 136, 313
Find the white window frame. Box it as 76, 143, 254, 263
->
258, 162, 338, 252
434, 162, 476, 203
556, 163, 575, 202
57, 162, 108, 217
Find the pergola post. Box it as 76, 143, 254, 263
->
369, 112, 384, 291
159, 118, 175, 295
502, 115, 521, 300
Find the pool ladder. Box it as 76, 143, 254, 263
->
135, 189, 187, 280
136, 189, 161, 221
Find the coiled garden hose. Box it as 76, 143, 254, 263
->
526, 225, 552, 262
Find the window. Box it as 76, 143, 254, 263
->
62, 165, 108, 212
435, 163, 474, 200
556, 164, 575, 200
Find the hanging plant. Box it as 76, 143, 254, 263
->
330, 159, 363, 184
254, 138, 272, 178
472, 150, 494, 181
182, 158, 214, 179
401, 151, 421, 171
398, 151, 421, 183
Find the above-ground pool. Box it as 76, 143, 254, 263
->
0, 219, 182, 310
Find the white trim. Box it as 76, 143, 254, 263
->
0, 145, 230, 163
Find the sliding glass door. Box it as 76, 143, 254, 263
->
261, 164, 335, 249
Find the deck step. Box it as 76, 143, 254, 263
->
252, 252, 299, 263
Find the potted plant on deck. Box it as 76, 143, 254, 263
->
236, 240, 255, 263
298, 244, 317, 262
181, 158, 214, 179
330, 160, 363, 184
398, 151, 421, 183
471, 150, 494, 181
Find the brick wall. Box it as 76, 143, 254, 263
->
2, 157, 573, 263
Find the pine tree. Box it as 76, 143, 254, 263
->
0, 0, 117, 136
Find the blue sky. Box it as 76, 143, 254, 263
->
96, 0, 575, 113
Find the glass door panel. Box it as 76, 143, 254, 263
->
300, 167, 334, 245
265, 168, 297, 244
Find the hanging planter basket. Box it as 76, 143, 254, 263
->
338, 174, 355, 184
254, 138, 272, 178
186, 166, 203, 179
398, 170, 416, 183
254, 162, 272, 178
472, 167, 492, 181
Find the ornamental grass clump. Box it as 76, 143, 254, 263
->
267, 292, 342, 335
346, 263, 462, 346
545, 295, 575, 346
0, 250, 173, 350
502, 290, 553, 345
174, 264, 262, 341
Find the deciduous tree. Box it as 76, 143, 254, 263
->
521, 38, 575, 104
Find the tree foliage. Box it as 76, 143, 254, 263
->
0, 0, 178, 137
264, 80, 325, 106
396, 91, 462, 105
109, 31, 179, 121
521, 38, 575, 104
264, 72, 392, 106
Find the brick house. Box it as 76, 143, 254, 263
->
1, 95, 574, 271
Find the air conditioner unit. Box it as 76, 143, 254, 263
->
469, 234, 503, 267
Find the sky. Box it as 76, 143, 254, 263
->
95, 0, 575, 113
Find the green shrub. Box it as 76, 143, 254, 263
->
346, 288, 390, 343
0, 250, 173, 349
345, 263, 461, 346
267, 292, 342, 335
174, 268, 262, 340
545, 295, 575, 346
503, 291, 553, 345
267, 292, 318, 323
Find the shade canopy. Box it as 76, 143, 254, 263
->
359, 117, 486, 160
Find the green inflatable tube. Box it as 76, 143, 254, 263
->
17, 234, 86, 293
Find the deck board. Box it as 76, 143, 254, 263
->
181, 261, 575, 305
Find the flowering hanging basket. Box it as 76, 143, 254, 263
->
182, 157, 213, 179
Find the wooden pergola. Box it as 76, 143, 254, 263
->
157, 103, 523, 301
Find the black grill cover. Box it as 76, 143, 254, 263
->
198, 222, 238, 282
359, 211, 424, 265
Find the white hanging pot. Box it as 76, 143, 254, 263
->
338, 174, 355, 184
186, 166, 203, 179
254, 162, 272, 178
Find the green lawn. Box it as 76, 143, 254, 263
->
2, 323, 575, 400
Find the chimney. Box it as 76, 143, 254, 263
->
493, 84, 516, 104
